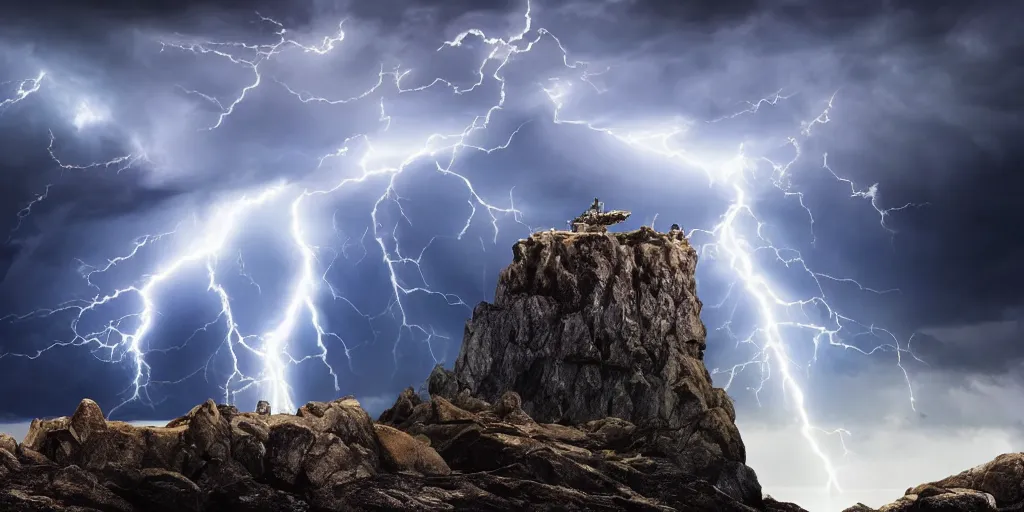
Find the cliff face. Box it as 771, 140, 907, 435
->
461, 227, 713, 427
433, 227, 760, 505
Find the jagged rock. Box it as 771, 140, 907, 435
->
764, 496, 811, 512
0, 448, 19, 480
0, 432, 17, 456
373, 424, 451, 476
453, 388, 491, 412
569, 199, 632, 233
15, 445, 51, 466
69, 399, 107, 444
841, 505, 877, 512
135, 468, 205, 512
0, 388, 807, 511
23, 416, 70, 452
184, 399, 232, 461
914, 453, 1024, 507
265, 422, 316, 487
447, 227, 759, 505
844, 452, 1024, 511
377, 387, 422, 425
51, 464, 134, 512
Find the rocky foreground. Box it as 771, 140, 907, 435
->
1, 227, 1021, 511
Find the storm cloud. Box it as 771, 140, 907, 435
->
1, 1, 1021, 510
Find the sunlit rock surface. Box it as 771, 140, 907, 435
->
842, 452, 1024, 512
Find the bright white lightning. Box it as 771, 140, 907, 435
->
1, 0, 924, 494
538, 28, 921, 496
6, 184, 52, 243
47, 130, 148, 173
2, 185, 285, 417
0, 71, 46, 113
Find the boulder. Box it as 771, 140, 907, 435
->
373, 424, 451, 476
844, 452, 1024, 511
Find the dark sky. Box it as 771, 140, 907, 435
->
1, 0, 1022, 509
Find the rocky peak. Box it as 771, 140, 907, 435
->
431, 226, 760, 504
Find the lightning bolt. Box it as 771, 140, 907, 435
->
538, 24, 923, 495
6, 184, 52, 243
0, 71, 45, 113
47, 130, 148, 173
2, 0, 924, 495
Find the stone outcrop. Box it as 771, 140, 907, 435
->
1, 393, 804, 511
842, 452, 1024, 512
430, 227, 760, 505
3, 396, 387, 511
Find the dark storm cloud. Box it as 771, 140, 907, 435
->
915, 314, 1024, 375
0, 0, 1020, 440
2, 0, 290, 28
2, 1, 1023, 505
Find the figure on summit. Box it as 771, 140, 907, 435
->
668, 223, 685, 240
570, 198, 630, 233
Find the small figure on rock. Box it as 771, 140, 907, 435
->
256, 400, 271, 416
570, 198, 631, 233
668, 223, 685, 240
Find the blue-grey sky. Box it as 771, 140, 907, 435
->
1, 1, 1021, 510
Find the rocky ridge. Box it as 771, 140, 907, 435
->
1, 226, 1020, 511
842, 453, 1024, 512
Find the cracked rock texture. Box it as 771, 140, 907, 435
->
434, 227, 761, 505
0, 392, 806, 511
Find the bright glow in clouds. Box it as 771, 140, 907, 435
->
0, 0, 927, 498
72, 100, 110, 130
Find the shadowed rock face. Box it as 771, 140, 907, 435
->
434, 227, 760, 505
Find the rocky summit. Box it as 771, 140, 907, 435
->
432, 226, 760, 505
1, 227, 1021, 512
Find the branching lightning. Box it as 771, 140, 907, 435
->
544, 78, 924, 491
0, 71, 46, 113
46, 130, 148, 173
2, 0, 925, 495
